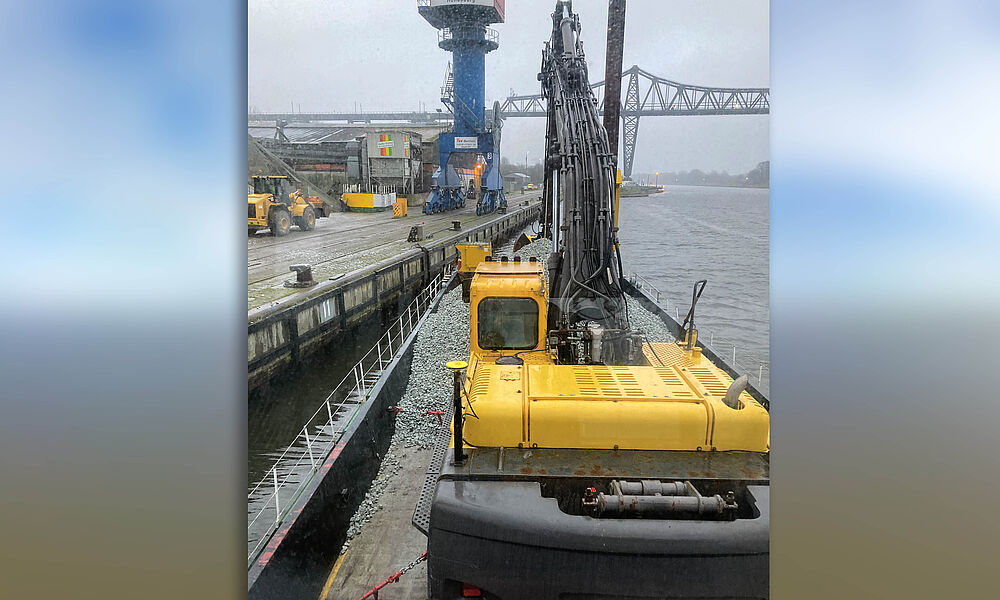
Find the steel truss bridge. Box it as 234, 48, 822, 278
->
249, 65, 769, 177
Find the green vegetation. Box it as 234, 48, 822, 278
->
499, 156, 770, 190
633, 161, 769, 188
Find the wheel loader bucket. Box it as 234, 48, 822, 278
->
513, 233, 537, 253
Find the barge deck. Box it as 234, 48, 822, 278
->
292, 274, 769, 600
321, 447, 432, 600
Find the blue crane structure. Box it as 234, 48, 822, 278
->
418, 0, 507, 215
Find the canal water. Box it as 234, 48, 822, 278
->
248, 317, 389, 487
618, 184, 769, 390
249, 184, 769, 491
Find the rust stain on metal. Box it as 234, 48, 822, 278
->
520, 467, 533, 474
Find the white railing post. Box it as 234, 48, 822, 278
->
733, 346, 737, 365
376, 340, 383, 370
326, 400, 334, 432
272, 468, 280, 525
759, 363, 764, 384
303, 427, 316, 471
358, 360, 367, 398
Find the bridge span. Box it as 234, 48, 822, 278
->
249, 65, 769, 178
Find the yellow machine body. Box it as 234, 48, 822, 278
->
392, 196, 408, 218
248, 175, 323, 234
457, 243, 492, 274
459, 259, 770, 453
247, 194, 275, 228
342, 192, 395, 213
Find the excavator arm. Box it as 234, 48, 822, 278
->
539, 0, 641, 365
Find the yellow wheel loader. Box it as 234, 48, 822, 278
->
247, 175, 330, 236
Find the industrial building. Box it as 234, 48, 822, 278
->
503, 171, 531, 190
247, 121, 452, 198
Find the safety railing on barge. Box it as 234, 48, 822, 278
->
247, 266, 453, 567
629, 272, 770, 394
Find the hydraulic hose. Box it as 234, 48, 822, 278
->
541, 2, 628, 331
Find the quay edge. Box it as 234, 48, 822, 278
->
248, 200, 541, 392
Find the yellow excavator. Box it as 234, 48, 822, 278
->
247, 175, 330, 236
417, 4, 768, 599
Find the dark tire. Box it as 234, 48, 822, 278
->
248, 228, 256, 237
269, 209, 291, 236
298, 207, 316, 231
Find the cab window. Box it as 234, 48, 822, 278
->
477, 297, 539, 350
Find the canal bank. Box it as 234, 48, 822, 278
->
248, 199, 541, 392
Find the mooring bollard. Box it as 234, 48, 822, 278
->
284, 264, 316, 288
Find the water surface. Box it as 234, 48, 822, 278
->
618, 184, 769, 389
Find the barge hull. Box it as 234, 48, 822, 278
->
248, 276, 454, 600
428, 476, 768, 599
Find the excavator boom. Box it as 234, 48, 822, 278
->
540, 0, 641, 365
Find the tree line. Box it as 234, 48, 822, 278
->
633, 161, 769, 188
500, 157, 769, 188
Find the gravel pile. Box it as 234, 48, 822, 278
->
391, 289, 470, 449
512, 236, 551, 263
625, 295, 676, 343
489, 220, 520, 254
342, 287, 469, 547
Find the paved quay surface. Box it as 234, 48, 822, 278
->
248, 191, 541, 310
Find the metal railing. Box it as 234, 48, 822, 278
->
629, 272, 770, 393
438, 27, 500, 47
247, 266, 453, 566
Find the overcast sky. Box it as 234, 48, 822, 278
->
249, 0, 768, 175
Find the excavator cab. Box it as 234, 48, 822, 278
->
468, 258, 548, 357
251, 174, 286, 197
247, 175, 319, 236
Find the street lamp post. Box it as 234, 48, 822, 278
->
524, 151, 530, 191
655, 171, 660, 186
